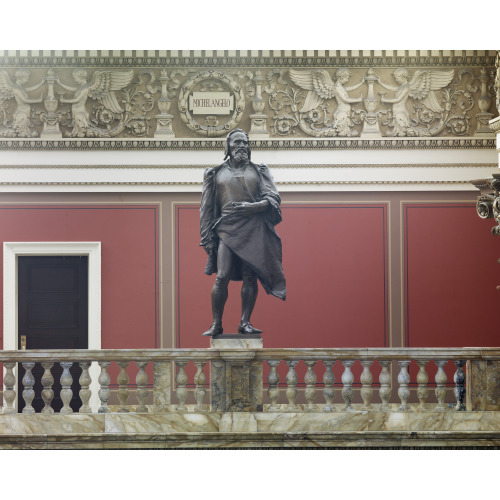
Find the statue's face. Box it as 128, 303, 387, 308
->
16, 74, 29, 85
228, 132, 250, 163
394, 73, 407, 84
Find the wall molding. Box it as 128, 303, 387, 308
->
0, 163, 496, 170
0, 138, 495, 151
2, 241, 101, 412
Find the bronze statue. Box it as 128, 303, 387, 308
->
200, 129, 286, 336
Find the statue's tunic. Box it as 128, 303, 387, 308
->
200, 160, 286, 300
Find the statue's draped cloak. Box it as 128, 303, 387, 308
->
200, 160, 286, 300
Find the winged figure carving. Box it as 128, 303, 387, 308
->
0, 69, 44, 137
378, 68, 455, 136
58, 69, 134, 137
289, 68, 365, 136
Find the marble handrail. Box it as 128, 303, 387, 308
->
0, 347, 499, 362
1, 347, 497, 414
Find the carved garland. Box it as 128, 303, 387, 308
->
177, 71, 245, 137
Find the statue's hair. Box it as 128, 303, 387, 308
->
224, 128, 251, 160
335, 68, 351, 80
15, 69, 30, 79
72, 69, 88, 80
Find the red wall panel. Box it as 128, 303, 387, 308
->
177, 203, 388, 348
404, 203, 500, 347
0, 205, 159, 349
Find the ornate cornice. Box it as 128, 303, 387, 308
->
0, 50, 497, 68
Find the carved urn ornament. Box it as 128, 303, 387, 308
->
472, 175, 500, 236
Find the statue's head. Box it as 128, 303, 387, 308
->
15, 69, 30, 84
393, 68, 410, 83
72, 69, 88, 83
335, 68, 351, 82
224, 128, 251, 162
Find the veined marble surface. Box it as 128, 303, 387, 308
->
3, 409, 500, 448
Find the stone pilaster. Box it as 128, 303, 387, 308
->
468, 359, 500, 411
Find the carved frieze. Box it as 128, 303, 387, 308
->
0, 51, 497, 149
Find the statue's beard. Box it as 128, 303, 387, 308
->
231, 149, 249, 165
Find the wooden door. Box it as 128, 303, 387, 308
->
17, 256, 89, 412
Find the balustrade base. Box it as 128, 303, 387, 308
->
3, 409, 500, 448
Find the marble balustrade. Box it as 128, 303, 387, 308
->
2, 348, 500, 414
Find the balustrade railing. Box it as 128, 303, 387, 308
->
1, 348, 498, 414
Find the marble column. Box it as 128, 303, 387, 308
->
210, 336, 263, 412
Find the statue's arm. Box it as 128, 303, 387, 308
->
200, 167, 217, 249
25, 79, 45, 92
258, 164, 282, 225
345, 79, 365, 91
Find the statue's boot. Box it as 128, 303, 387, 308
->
238, 322, 263, 335
202, 323, 223, 337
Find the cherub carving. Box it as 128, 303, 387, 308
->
57, 69, 134, 137
289, 68, 364, 136
0, 69, 45, 137
377, 68, 455, 136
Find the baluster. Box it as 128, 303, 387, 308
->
267, 360, 280, 411
194, 361, 207, 411
379, 360, 392, 412
416, 361, 429, 411
175, 361, 188, 412
435, 360, 448, 411
304, 361, 317, 412
453, 360, 466, 411
341, 360, 355, 411
285, 360, 299, 411
322, 360, 335, 412
3, 362, 17, 414
41, 362, 55, 414
21, 362, 35, 414
360, 360, 373, 410
397, 360, 411, 411
98, 361, 111, 413
136, 361, 149, 413
117, 361, 130, 412
60, 362, 74, 414
79, 361, 92, 414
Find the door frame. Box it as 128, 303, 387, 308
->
3, 242, 101, 412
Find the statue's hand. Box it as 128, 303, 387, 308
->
204, 241, 217, 255
232, 201, 263, 216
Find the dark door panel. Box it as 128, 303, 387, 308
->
18, 256, 88, 413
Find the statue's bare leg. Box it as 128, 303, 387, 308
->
238, 264, 263, 335
202, 240, 233, 336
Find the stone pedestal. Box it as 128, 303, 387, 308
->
210, 335, 263, 412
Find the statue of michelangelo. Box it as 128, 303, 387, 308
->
200, 129, 286, 337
